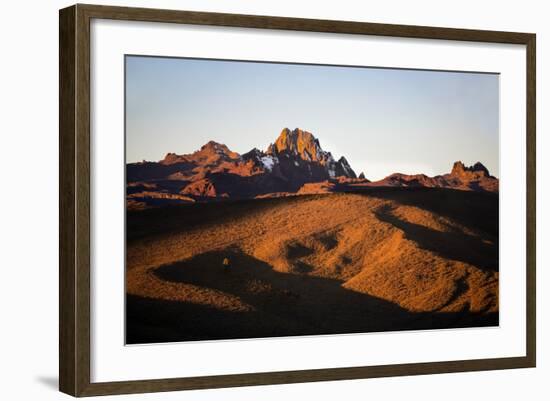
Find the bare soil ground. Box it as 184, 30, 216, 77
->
126, 188, 498, 344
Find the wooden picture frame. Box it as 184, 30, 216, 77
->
59, 3, 536, 397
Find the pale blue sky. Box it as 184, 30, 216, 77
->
126, 56, 499, 180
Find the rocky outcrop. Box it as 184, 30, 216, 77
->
451, 161, 491, 180
180, 178, 218, 198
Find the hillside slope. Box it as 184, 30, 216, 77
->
126, 189, 498, 343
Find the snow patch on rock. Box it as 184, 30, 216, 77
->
261, 155, 276, 171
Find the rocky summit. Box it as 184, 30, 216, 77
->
451, 161, 491, 180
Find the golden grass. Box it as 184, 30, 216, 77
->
126, 190, 498, 343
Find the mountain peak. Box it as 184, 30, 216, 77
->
335, 156, 356, 178
161, 152, 185, 165
161, 140, 240, 166
201, 140, 229, 152
267, 127, 356, 179
195, 140, 240, 159
272, 127, 323, 161
451, 161, 490, 178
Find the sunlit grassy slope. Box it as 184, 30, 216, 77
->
126, 188, 498, 344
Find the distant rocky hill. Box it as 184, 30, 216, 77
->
364, 161, 498, 193
127, 128, 498, 209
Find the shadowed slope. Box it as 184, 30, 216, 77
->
374, 203, 498, 272
355, 187, 499, 236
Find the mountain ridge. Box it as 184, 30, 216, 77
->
127, 128, 498, 209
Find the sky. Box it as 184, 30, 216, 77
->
126, 56, 499, 180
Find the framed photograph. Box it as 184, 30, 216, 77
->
59, 4, 536, 397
